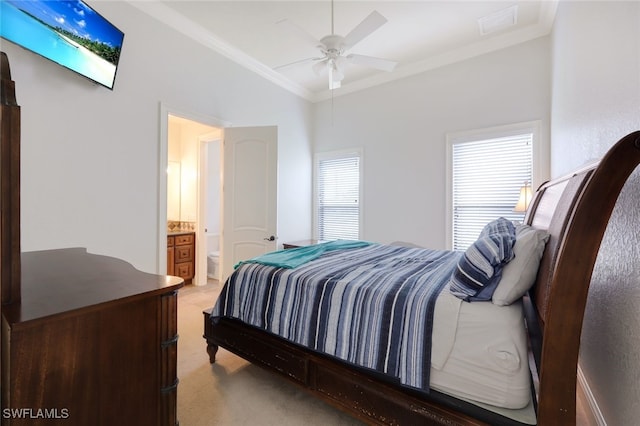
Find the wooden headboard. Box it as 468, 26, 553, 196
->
523, 131, 640, 424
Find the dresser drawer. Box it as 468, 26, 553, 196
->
175, 234, 194, 246
167, 236, 174, 247
160, 291, 179, 403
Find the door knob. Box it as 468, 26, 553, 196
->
264, 235, 276, 241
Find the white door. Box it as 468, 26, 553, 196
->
221, 126, 278, 281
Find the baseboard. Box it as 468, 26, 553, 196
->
577, 364, 607, 426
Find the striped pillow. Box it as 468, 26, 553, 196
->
450, 217, 516, 302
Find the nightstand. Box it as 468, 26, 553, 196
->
283, 239, 324, 249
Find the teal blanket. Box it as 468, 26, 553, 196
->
235, 240, 374, 269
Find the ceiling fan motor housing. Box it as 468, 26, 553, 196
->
320, 35, 345, 58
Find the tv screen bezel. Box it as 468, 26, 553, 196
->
0, 0, 125, 90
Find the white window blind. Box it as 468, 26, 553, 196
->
315, 152, 361, 241
452, 134, 532, 250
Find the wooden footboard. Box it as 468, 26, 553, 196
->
203, 309, 529, 426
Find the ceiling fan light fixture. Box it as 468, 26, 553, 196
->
312, 60, 327, 75
331, 63, 344, 82
329, 75, 341, 90
328, 62, 343, 90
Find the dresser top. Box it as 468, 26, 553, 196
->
2, 248, 184, 327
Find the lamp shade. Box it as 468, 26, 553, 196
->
514, 183, 533, 212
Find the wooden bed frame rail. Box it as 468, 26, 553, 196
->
203, 132, 640, 425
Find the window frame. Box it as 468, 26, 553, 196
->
445, 121, 547, 250
313, 148, 364, 241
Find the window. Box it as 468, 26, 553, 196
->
447, 122, 543, 251
314, 150, 362, 241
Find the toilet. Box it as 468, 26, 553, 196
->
207, 251, 220, 280
206, 234, 220, 281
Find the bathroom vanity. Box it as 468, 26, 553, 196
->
167, 231, 195, 284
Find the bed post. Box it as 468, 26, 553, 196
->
203, 308, 219, 363
207, 343, 219, 363
537, 131, 640, 424
0, 51, 21, 305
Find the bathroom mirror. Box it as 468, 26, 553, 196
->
167, 161, 181, 221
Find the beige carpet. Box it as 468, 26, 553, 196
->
176, 281, 364, 426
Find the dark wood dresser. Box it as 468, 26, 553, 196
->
1, 248, 184, 425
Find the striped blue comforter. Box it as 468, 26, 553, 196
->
211, 243, 463, 391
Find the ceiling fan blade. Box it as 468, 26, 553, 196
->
277, 18, 323, 49
346, 54, 397, 72
274, 56, 325, 71
343, 11, 387, 49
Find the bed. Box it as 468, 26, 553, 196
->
203, 131, 640, 425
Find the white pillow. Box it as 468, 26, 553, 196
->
492, 224, 550, 306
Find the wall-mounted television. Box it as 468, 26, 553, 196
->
1, 0, 124, 90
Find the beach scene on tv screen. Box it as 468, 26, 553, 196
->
1, 0, 124, 89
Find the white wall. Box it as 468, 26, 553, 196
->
314, 37, 551, 248
550, 2, 640, 423
5, 1, 313, 274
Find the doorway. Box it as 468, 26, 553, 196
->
159, 104, 228, 285
158, 104, 279, 284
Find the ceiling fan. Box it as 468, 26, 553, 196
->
276, 1, 398, 90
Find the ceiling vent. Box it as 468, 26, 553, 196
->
478, 5, 518, 36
